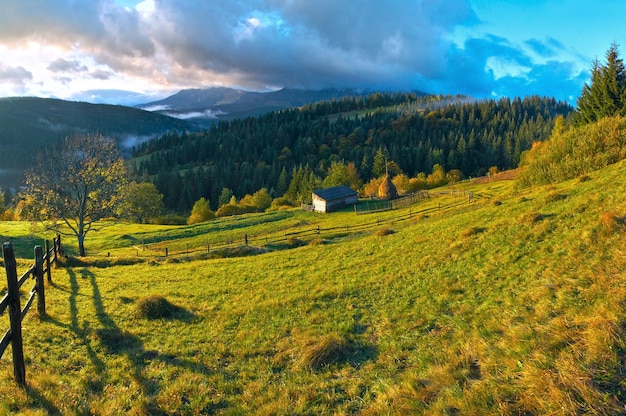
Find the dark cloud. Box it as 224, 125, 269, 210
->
47, 58, 88, 73
90, 69, 114, 80
142, 0, 478, 90
0, 0, 591, 103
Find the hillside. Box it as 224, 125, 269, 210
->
1, 158, 625, 414
131, 93, 572, 213
0, 97, 193, 190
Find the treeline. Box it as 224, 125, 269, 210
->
519, 44, 626, 187
131, 93, 572, 213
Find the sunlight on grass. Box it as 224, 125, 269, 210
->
0, 161, 625, 413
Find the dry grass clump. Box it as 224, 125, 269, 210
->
544, 192, 567, 203
578, 174, 592, 183
460, 227, 486, 238
519, 212, 544, 224
599, 211, 624, 234
135, 295, 180, 319
308, 238, 327, 246
409, 214, 427, 225
297, 333, 354, 370
286, 237, 306, 248
291, 333, 375, 371
375, 228, 395, 237
491, 200, 502, 206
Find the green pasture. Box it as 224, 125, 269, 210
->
0, 161, 625, 414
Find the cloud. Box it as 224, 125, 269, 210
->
524, 37, 565, 58
162, 109, 226, 120
0, 0, 594, 103
0, 64, 32, 86
47, 58, 89, 73
90, 69, 114, 80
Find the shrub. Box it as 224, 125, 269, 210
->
517, 116, 626, 187
269, 197, 296, 211
187, 197, 215, 225
153, 214, 187, 225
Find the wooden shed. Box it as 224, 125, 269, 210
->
311, 186, 358, 213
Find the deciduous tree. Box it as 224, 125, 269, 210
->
119, 182, 164, 224
22, 134, 127, 256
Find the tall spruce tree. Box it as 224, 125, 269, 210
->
575, 43, 626, 125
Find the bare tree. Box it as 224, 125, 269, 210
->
21, 134, 127, 256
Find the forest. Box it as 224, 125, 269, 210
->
130, 93, 572, 213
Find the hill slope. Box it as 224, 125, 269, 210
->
0, 97, 193, 189
1, 159, 625, 414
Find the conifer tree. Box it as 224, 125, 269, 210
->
575, 43, 626, 125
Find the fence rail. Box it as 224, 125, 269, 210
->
0, 235, 62, 385
120, 191, 477, 259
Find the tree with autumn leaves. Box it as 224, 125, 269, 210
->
20, 134, 128, 256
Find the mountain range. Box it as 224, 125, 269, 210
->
0, 88, 371, 190
137, 87, 371, 124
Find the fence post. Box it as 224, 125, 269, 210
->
45, 240, 52, 283
2, 243, 26, 385
34, 245, 45, 317
56, 234, 63, 257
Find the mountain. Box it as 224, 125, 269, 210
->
137, 87, 377, 123
0, 97, 193, 189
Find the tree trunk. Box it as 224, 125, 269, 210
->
78, 232, 86, 257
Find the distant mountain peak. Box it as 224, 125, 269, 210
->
137, 87, 368, 121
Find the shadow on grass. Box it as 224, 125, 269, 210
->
45, 267, 217, 413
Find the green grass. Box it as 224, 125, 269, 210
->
0, 161, 625, 414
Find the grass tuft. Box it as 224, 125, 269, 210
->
460, 227, 486, 238
544, 192, 568, 203
375, 228, 395, 237
135, 295, 181, 319
599, 211, 624, 234
296, 333, 374, 371
519, 212, 544, 224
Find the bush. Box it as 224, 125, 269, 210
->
517, 116, 626, 187
153, 214, 187, 225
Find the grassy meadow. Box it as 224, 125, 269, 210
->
0, 161, 625, 414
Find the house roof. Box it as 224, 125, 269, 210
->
312, 185, 357, 201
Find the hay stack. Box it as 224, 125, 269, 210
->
378, 174, 398, 200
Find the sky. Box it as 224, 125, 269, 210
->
0, 0, 623, 106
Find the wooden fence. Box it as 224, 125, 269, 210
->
124, 191, 477, 259
0, 235, 62, 385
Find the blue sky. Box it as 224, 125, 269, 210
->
0, 0, 623, 105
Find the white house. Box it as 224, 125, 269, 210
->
311, 186, 358, 213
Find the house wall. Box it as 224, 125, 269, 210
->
311, 191, 358, 213
312, 194, 327, 212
